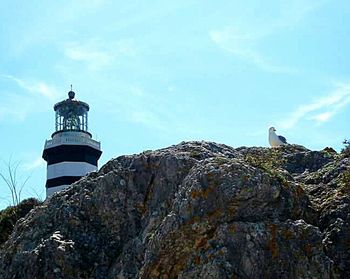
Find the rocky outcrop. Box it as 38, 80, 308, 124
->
0, 198, 41, 245
0, 141, 349, 278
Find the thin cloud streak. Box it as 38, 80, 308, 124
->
63, 39, 137, 71
64, 44, 112, 70
0, 75, 60, 121
210, 28, 295, 74
209, 0, 327, 73
23, 156, 45, 171
105, 85, 172, 133
0, 104, 28, 121
102, 85, 203, 135
1, 75, 59, 102
279, 83, 350, 129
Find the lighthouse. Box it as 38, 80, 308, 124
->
42, 88, 102, 197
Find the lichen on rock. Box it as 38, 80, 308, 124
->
0, 141, 349, 278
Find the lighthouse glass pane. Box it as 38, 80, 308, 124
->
55, 111, 58, 131
64, 114, 80, 130
55, 103, 89, 132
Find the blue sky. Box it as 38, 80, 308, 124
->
1, 0, 350, 208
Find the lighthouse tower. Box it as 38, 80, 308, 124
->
42, 88, 102, 197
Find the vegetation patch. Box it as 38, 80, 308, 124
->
0, 198, 41, 246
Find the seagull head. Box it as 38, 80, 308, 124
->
269, 127, 276, 133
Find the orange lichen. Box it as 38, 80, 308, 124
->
295, 185, 304, 198
229, 224, 236, 234
283, 229, 293, 240
282, 180, 290, 188
194, 237, 208, 249
190, 186, 214, 199
150, 262, 161, 277
135, 203, 148, 215
207, 209, 221, 220
188, 216, 200, 225
227, 199, 240, 216
304, 243, 312, 257
242, 174, 250, 182
267, 224, 279, 258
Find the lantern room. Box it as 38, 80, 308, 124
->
53, 90, 90, 136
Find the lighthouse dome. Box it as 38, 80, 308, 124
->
68, 90, 75, 99
52, 89, 90, 137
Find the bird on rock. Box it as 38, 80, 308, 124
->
269, 127, 288, 147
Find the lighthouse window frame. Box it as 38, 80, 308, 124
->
55, 104, 89, 132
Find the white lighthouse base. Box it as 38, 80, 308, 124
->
46, 185, 69, 197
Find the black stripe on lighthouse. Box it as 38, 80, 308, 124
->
46, 176, 83, 188
43, 145, 102, 166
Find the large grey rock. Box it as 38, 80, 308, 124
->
0, 141, 348, 278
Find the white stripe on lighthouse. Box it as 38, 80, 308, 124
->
47, 161, 97, 180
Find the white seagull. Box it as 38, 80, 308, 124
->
269, 127, 288, 147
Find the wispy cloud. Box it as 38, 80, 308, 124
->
64, 43, 112, 70
102, 85, 202, 135
210, 27, 294, 73
0, 101, 28, 121
60, 0, 106, 21
0, 75, 60, 121
278, 0, 329, 28
115, 39, 137, 57
279, 82, 350, 129
2, 75, 59, 102
129, 110, 168, 132
23, 156, 45, 171
209, 0, 327, 73
64, 39, 136, 71
108, 85, 170, 132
